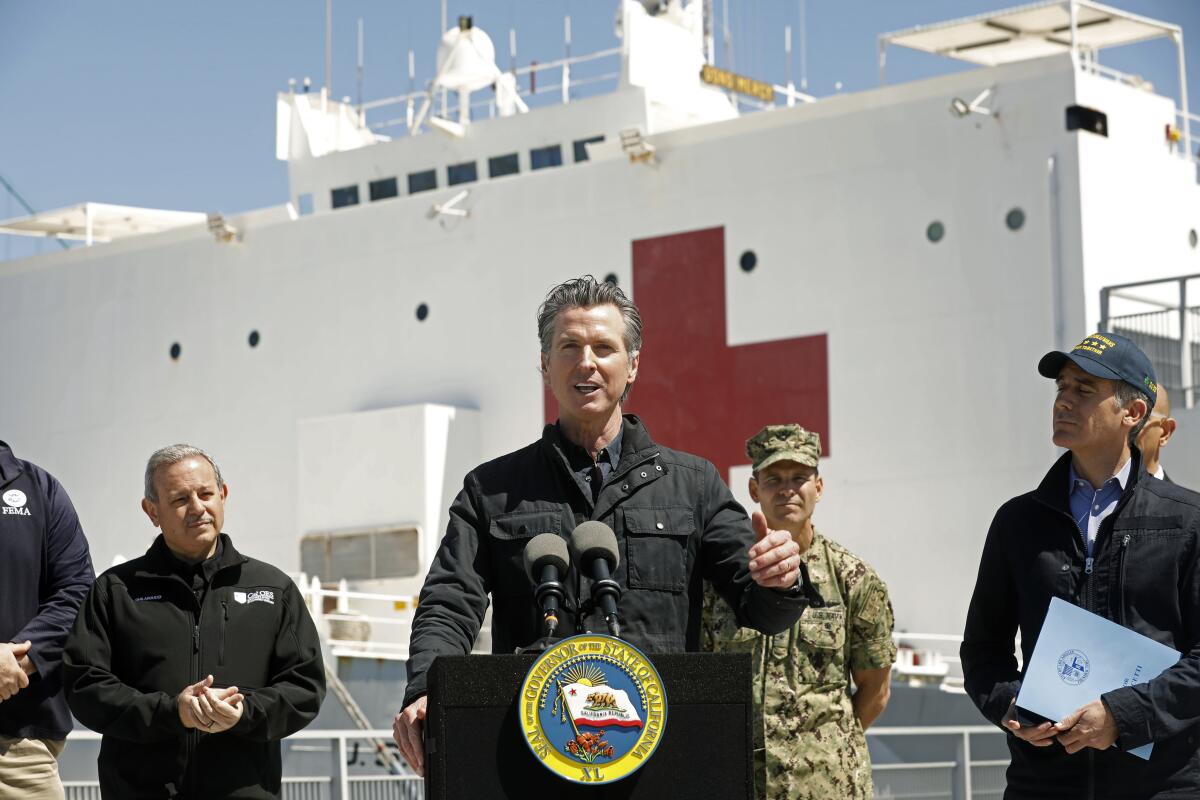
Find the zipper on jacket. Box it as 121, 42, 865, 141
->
219, 601, 228, 665
1118, 534, 1131, 626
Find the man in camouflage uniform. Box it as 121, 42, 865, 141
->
703, 425, 896, 800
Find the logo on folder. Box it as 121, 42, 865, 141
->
1057, 649, 1091, 685
519, 634, 666, 784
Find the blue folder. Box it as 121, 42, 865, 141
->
1014, 597, 1180, 761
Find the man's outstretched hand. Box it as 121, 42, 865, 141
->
747, 511, 801, 589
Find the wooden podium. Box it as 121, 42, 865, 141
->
424, 653, 756, 798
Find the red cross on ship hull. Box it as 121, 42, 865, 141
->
544, 226, 829, 481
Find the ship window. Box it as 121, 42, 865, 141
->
574, 135, 604, 163
926, 221, 945, 243
248, 330, 260, 348
739, 251, 757, 273
369, 177, 399, 201
416, 303, 429, 321
301, 527, 420, 580
331, 185, 360, 209
1006, 208, 1026, 231
169, 342, 181, 361
489, 153, 520, 178
296, 193, 314, 216
1190, 229, 1197, 249
408, 169, 438, 194
447, 161, 478, 186
531, 144, 563, 170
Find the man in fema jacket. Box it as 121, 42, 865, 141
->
962, 333, 1200, 799
0, 441, 94, 800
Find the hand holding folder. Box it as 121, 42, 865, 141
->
1013, 598, 1181, 760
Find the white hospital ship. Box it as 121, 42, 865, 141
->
3, 1, 1199, 796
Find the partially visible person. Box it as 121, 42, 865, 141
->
1135, 384, 1176, 481
962, 333, 1200, 799
64, 444, 325, 799
703, 425, 896, 800
0, 441, 95, 800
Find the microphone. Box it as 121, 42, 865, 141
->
524, 533, 570, 638
569, 521, 622, 638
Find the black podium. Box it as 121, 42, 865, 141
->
425, 653, 755, 799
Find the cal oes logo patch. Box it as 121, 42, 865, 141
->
519, 634, 666, 784
1058, 649, 1091, 685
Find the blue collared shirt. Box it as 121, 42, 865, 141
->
1068, 457, 1131, 559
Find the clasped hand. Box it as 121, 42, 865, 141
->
177, 674, 244, 733
1003, 698, 1119, 754
0, 641, 34, 702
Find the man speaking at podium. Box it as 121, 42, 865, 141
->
393, 276, 814, 775
962, 333, 1200, 799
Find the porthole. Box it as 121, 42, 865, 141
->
926, 221, 945, 243
248, 330, 260, 348
604, 273, 619, 286
1189, 229, 1197, 249
739, 250, 757, 272
1006, 208, 1026, 231
169, 342, 181, 361
416, 303, 429, 322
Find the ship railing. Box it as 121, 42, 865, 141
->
62, 729, 423, 800
1101, 273, 1200, 409
359, 43, 817, 135
61, 725, 1010, 799
868, 725, 1008, 800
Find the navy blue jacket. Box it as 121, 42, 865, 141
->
0, 441, 95, 739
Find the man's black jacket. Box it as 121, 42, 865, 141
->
64, 534, 326, 799
403, 415, 808, 706
962, 449, 1200, 799
0, 440, 94, 740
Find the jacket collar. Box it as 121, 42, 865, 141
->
0, 441, 23, 485
1035, 446, 1145, 514
139, 532, 246, 577
540, 413, 658, 469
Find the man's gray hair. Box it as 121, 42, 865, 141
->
1115, 383, 1151, 445
537, 276, 644, 403
144, 444, 225, 502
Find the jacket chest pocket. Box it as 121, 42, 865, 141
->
216, 594, 278, 686
623, 507, 693, 592
1110, 522, 1191, 614
799, 605, 846, 651
488, 511, 564, 598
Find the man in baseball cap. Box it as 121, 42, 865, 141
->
702, 424, 896, 800
963, 332, 1200, 798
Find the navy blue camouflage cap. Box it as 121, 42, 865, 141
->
1037, 332, 1158, 401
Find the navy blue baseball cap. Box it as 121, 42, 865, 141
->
1038, 332, 1158, 401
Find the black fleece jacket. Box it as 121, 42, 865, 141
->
962, 449, 1200, 799
64, 534, 325, 799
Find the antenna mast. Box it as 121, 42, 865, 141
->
324, 0, 333, 94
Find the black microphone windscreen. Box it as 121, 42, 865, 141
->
524, 532, 569, 581
569, 521, 620, 570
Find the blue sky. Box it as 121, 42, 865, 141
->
2, 0, 1197, 261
